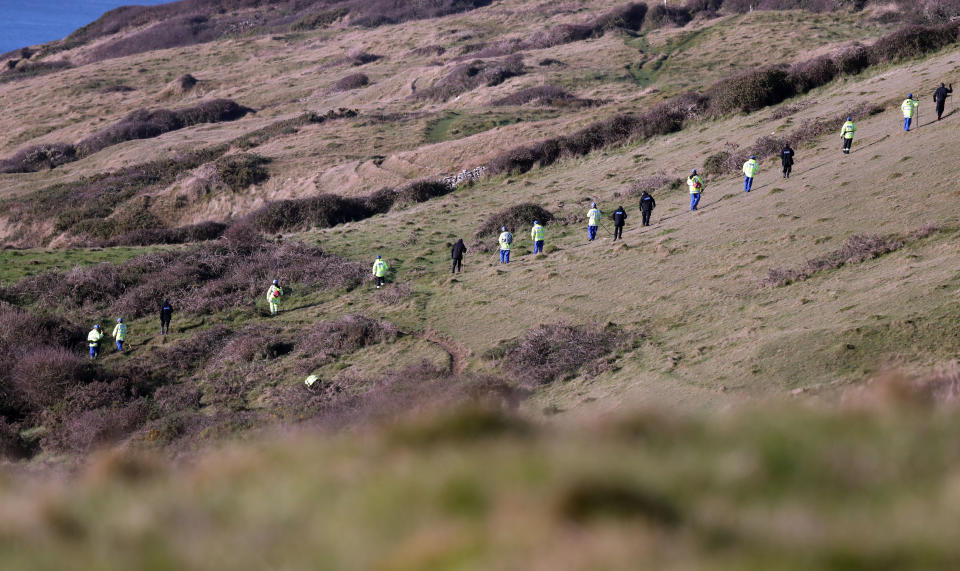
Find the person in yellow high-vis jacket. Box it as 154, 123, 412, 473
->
901, 94, 919, 132
586, 203, 601, 241
372, 255, 389, 288
112, 318, 127, 352
530, 221, 545, 254
87, 324, 104, 360
742, 155, 759, 192
840, 117, 856, 154
266, 279, 283, 315
498, 227, 513, 264
688, 169, 704, 211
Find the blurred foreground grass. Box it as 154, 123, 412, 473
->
2, 394, 960, 570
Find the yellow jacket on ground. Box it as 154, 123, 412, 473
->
587, 208, 601, 225
742, 159, 759, 177
498, 231, 513, 251
688, 175, 704, 194
372, 259, 389, 277
531, 224, 544, 242
267, 284, 283, 302
112, 323, 127, 341
841, 120, 857, 139
901, 98, 918, 118
87, 329, 103, 347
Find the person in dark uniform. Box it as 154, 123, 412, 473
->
780, 143, 795, 179
934, 83, 953, 120
160, 300, 173, 335
451, 238, 467, 274
639, 191, 655, 226
612, 206, 627, 241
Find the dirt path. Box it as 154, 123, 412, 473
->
420, 328, 471, 376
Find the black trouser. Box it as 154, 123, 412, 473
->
843, 138, 853, 152
782, 163, 792, 178
160, 318, 170, 335
613, 224, 623, 240
375, 276, 385, 287
451, 257, 462, 273
641, 209, 652, 226
937, 102, 946, 119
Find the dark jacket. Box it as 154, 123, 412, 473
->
451, 239, 467, 260
160, 301, 173, 321
780, 146, 794, 166
639, 192, 655, 212
613, 207, 627, 226
934, 85, 953, 104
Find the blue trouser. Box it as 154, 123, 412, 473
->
500, 249, 510, 263
744, 176, 754, 192
533, 240, 543, 254
904, 117, 912, 131
89, 345, 98, 359
690, 193, 701, 210
588, 226, 597, 241
116, 340, 124, 351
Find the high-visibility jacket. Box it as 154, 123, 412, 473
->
687, 175, 704, 194
742, 159, 759, 177
901, 98, 918, 118
267, 284, 283, 302
372, 259, 388, 277
87, 329, 103, 347
112, 323, 127, 341
531, 223, 544, 242
498, 232, 513, 251
587, 208, 601, 226
841, 120, 857, 139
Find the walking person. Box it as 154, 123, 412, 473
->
612, 206, 627, 241
901, 94, 919, 132
587, 203, 601, 241
498, 227, 513, 264
87, 324, 103, 360
934, 83, 953, 121
112, 318, 127, 352
159, 300, 173, 335
530, 220, 545, 254
840, 117, 856, 154
780, 143, 795, 178
688, 169, 704, 211
372, 255, 389, 288
451, 238, 467, 274
639, 191, 655, 226
266, 279, 283, 314
742, 155, 759, 192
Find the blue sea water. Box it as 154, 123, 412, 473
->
0, 0, 169, 54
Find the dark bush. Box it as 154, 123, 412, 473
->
46, 398, 155, 453
476, 203, 554, 238
62, 379, 134, 414
291, 8, 348, 31
645, 5, 693, 29
394, 180, 454, 208
249, 194, 376, 233
558, 478, 682, 526
332, 73, 370, 91
0, 418, 30, 460
8, 346, 94, 409
216, 153, 270, 191
0, 143, 76, 174
595, 2, 648, 31
496, 322, 622, 385
491, 85, 577, 106
298, 314, 399, 360
708, 67, 796, 115
0, 60, 72, 83
417, 55, 524, 101
153, 382, 202, 417
87, 15, 219, 62
868, 22, 960, 64
104, 221, 228, 247
832, 44, 871, 75
791, 55, 837, 92
765, 233, 906, 286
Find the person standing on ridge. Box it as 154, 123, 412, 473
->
639, 191, 655, 226
372, 255, 389, 288
498, 226, 513, 264
451, 238, 467, 274
112, 318, 127, 352
780, 143, 795, 178
587, 203, 601, 241
688, 169, 704, 211
530, 220, 545, 254
87, 324, 103, 360
934, 83, 953, 121
612, 206, 627, 241
742, 155, 759, 192
266, 279, 283, 314
901, 94, 919, 132
840, 117, 856, 154
159, 300, 173, 336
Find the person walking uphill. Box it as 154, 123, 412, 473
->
530, 220, 545, 254
612, 206, 627, 241
742, 155, 759, 192
160, 300, 173, 336
451, 238, 467, 274
780, 143, 795, 178
639, 191, 655, 226
87, 324, 104, 360
266, 279, 283, 315
372, 255, 389, 288
840, 117, 856, 154
112, 318, 127, 352
934, 83, 953, 121
498, 227, 513, 264
587, 203, 601, 241
901, 94, 919, 132
688, 170, 704, 211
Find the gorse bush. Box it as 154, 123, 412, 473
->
476, 204, 554, 238
0, 143, 76, 174
100, 221, 228, 247
764, 232, 920, 286
417, 55, 525, 101
332, 73, 369, 91
708, 67, 796, 115
291, 8, 348, 31
216, 153, 270, 191
491, 85, 583, 107
494, 322, 623, 385
868, 22, 960, 63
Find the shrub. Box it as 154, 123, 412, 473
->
103, 221, 228, 247
791, 55, 837, 93
0, 60, 72, 83
496, 322, 622, 385
0, 418, 30, 460
332, 73, 369, 91
626, 172, 682, 196
394, 179, 454, 208
868, 22, 960, 64
249, 194, 376, 233
0, 143, 76, 174
152, 382, 201, 417
491, 85, 577, 106
299, 314, 399, 359
645, 5, 693, 29
86, 15, 219, 62
417, 55, 524, 101
216, 153, 270, 191
46, 398, 155, 453
764, 233, 906, 286
708, 67, 796, 115
475, 203, 554, 238
8, 346, 94, 409
291, 8, 348, 31
832, 43, 870, 75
